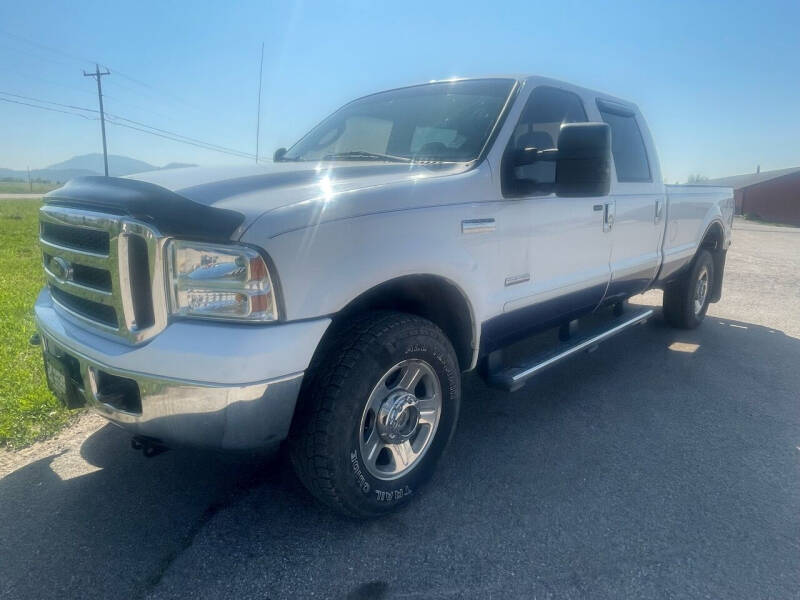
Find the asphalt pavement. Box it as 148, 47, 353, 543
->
1, 219, 798, 599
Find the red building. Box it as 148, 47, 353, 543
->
702, 167, 800, 226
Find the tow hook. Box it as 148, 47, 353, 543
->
131, 435, 169, 458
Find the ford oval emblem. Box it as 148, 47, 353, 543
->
50, 256, 73, 281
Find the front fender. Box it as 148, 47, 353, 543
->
252, 205, 486, 324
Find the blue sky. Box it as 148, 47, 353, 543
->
1, 0, 798, 182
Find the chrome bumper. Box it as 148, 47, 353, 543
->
38, 330, 302, 449
34, 289, 331, 450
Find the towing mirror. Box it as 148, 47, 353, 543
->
510, 146, 549, 166
505, 122, 611, 198
554, 122, 611, 197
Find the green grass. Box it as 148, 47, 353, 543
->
0, 181, 60, 194
0, 200, 72, 448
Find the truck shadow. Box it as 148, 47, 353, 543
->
1, 309, 798, 599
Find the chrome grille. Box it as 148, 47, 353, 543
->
40, 221, 110, 254
39, 205, 168, 344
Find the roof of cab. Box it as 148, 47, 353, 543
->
397, 74, 639, 112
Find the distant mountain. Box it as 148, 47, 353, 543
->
0, 167, 95, 183
0, 154, 197, 183
47, 154, 157, 177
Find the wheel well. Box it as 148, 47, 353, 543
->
699, 221, 726, 302
332, 275, 475, 371
701, 221, 724, 252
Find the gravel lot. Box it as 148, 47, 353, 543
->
1, 218, 798, 599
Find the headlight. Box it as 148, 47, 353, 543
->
167, 240, 277, 322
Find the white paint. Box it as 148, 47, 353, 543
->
50, 75, 734, 380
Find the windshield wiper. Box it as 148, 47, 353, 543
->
322, 151, 411, 163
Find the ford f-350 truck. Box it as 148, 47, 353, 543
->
34, 76, 733, 516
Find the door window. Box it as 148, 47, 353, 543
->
503, 86, 588, 196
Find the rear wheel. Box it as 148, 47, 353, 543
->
663, 249, 715, 329
289, 311, 461, 517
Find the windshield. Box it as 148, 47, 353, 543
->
283, 79, 515, 163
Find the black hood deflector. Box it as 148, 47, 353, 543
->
44, 176, 245, 241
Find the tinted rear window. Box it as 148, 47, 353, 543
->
598, 102, 651, 182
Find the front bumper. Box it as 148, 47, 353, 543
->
35, 289, 330, 450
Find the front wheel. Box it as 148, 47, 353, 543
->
663, 249, 715, 329
289, 311, 461, 517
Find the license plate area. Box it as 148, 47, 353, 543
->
43, 349, 86, 409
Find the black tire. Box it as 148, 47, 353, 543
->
663, 249, 715, 329
289, 310, 461, 517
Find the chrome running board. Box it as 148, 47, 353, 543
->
488, 308, 654, 392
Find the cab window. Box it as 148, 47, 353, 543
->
597, 100, 652, 182
503, 86, 588, 196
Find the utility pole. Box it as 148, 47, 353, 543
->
255, 42, 264, 163
84, 64, 111, 176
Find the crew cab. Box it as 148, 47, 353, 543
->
34, 76, 733, 516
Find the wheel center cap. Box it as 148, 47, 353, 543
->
377, 391, 420, 443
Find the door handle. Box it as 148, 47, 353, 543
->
593, 204, 604, 211
654, 199, 664, 223
603, 202, 615, 232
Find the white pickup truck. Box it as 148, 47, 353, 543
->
34, 76, 733, 516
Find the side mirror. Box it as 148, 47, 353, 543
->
555, 123, 611, 197
273, 147, 287, 162
510, 146, 542, 167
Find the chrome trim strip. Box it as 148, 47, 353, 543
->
44, 268, 114, 304
461, 218, 496, 234
39, 205, 119, 230
510, 309, 653, 384
49, 293, 120, 333
39, 239, 109, 267
504, 273, 530, 286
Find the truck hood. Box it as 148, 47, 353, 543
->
44, 161, 469, 241
129, 161, 468, 233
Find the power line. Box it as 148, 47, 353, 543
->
101, 77, 196, 117
1, 91, 256, 159
0, 96, 97, 120
0, 90, 98, 114
102, 111, 256, 157
2, 65, 101, 99
100, 87, 184, 122
0, 31, 259, 153
0, 30, 204, 114
110, 67, 212, 115
0, 29, 96, 67
104, 119, 255, 159
0, 92, 253, 158
0, 39, 140, 107
0, 39, 84, 70
110, 69, 172, 95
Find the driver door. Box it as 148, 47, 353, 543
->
499, 86, 612, 336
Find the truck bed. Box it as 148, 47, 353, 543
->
660, 184, 734, 280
